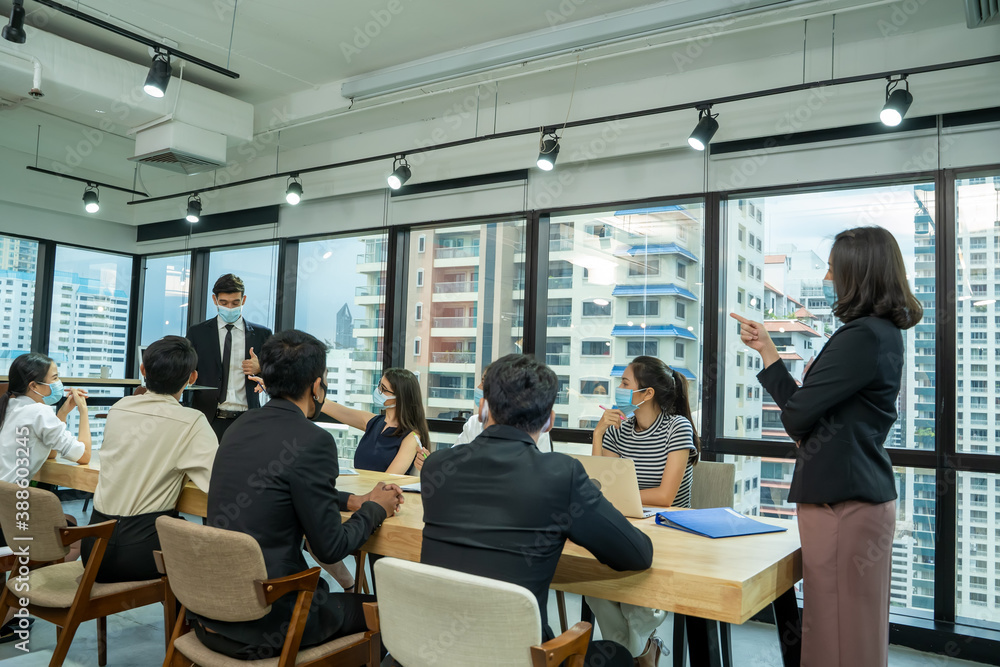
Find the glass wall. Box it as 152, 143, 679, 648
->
140, 253, 191, 346
0, 234, 38, 374
955, 175, 1000, 456
403, 220, 527, 430
205, 243, 279, 330
956, 472, 1000, 625
541, 203, 705, 444
295, 233, 389, 463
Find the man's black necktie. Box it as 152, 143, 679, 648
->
219, 324, 234, 403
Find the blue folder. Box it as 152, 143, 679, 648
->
655, 508, 787, 538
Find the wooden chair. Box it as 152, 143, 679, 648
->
155, 516, 380, 667
373, 557, 592, 667
0, 481, 171, 667
673, 460, 737, 667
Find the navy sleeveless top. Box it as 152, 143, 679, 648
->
354, 415, 407, 472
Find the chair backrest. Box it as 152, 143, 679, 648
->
690, 461, 737, 509
0, 481, 69, 562
374, 558, 543, 667
155, 516, 270, 622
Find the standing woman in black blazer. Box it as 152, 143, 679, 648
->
732, 226, 922, 667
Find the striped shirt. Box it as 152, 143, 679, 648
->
602, 412, 698, 508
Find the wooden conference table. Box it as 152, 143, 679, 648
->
37, 458, 803, 667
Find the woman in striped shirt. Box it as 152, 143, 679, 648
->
587, 355, 700, 666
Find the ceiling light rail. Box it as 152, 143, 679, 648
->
123, 53, 1000, 207
26, 166, 149, 197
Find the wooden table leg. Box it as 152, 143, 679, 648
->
772, 587, 802, 667
556, 590, 568, 634
685, 616, 723, 667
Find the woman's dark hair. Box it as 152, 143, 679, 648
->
142, 336, 198, 395
382, 368, 431, 453
629, 355, 701, 458
0, 353, 55, 430
213, 273, 245, 296
482, 354, 558, 434
259, 330, 328, 400
830, 226, 922, 329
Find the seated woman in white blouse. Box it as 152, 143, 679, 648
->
0, 352, 91, 643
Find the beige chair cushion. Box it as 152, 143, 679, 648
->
173, 630, 367, 666
155, 516, 271, 623
0, 482, 70, 562
374, 558, 542, 667
5, 561, 159, 608
691, 460, 737, 509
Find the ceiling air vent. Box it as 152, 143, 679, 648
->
966, 0, 1000, 27
128, 120, 227, 176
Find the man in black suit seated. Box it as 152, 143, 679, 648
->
420, 354, 653, 667
186, 273, 272, 441
196, 329, 404, 660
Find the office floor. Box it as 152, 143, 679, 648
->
0, 500, 990, 667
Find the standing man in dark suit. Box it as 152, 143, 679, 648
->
420, 354, 653, 667
186, 273, 272, 441
196, 329, 404, 660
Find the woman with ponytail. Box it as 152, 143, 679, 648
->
587, 355, 700, 666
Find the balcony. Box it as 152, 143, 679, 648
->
356, 251, 387, 264
555, 391, 569, 405
350, 350, 381, 362
356, 285, 385, 297
548, 276, 573, 290
550, 238, 574, 252
353, 318, 384, 329
433, 280, 479, 294
546, 353, 570, 366
432, 316, 477, 328
429, 387, 476, 401
435, 246, 480, 260
547, 315, 572, 327
431, 352, 476, 364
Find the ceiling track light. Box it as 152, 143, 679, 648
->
82, 184, 100, 214
387, 156, 411, 190
880, 75, 912, 127
2, 0, 26, 44
186, 193, 201, 223
144, 49, 172, 98
536, 130, 560, 171
285, 175, 303, 205
688, 105, 719, 151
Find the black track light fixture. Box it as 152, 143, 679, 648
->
82, 184, 100, 214
2, 0, 26, 44
144, 49, 172, 98
688, 105, 719, 151
186, 194, 201, 223
880, 76, 912, 127
387, 156, 411, 190
536, 130, 560, 171
285, 175, 303, 205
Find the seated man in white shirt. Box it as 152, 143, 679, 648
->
81, 336, 218, 583
414, 363, 551, 470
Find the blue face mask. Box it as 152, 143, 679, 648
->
372, 386, 396, 409
614, 386, 647, 417
473, 387, 484, 410
822, 279, 837, 309
218, 305, 243, 324
33, 380, 64, 406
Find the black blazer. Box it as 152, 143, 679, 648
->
757, 315, 902, 505
199, 398, 387, 647
186, 317, 272, 420
420, 425, 654, 637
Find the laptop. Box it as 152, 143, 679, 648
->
567, 454, 658, 519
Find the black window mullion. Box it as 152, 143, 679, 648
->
30, 240, 56, 356
124, 255, 142, 378
188, 248, 210, 327
384, 227, 409, 370
274, 239, 298, 333
701, 191, 723, 460
523, 211, 549, 360
933, 167, 957, 624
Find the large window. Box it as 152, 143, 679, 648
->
403, 220, 526, 424
542, 203, 705, 443
955, 175, 1000, 455
140, 253, 191, 346
295, 233, 388, 420
0, 234, 38, 374
49, 246, 133, 379
205, 244, 279, 330
956, 473, 1000, 624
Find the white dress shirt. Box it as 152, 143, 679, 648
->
453, 413, 552, 450
0, 395, 86, 484
217, 315, 248, 411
